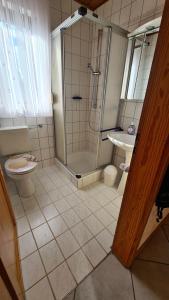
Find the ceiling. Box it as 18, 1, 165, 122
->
74, 0, 109, 11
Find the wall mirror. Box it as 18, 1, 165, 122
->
121, 17, 161, 102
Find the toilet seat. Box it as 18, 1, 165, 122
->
5, 156, 37, 175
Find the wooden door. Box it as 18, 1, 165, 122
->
0, 166, 24, 299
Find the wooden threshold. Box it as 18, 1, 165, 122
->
112, 0, 169, 267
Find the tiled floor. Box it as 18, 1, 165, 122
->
7, 165, 122, 299
64, 220, 169, 300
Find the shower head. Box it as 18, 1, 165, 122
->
88, 63, 101, 75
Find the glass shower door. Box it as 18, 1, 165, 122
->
51, 31, 66, 164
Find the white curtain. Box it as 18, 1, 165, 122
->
0, 0, 52, 118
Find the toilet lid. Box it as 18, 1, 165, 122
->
5, 157, 37, 175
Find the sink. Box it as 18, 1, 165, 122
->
107, 132, 136, 152
107, 132, 136, 194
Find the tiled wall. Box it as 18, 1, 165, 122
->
64, 19, 92, 154
50, 1, 80, 30
96, 0, 165, 31
0, 117, 55, 168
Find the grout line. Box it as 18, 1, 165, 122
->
22, 215, 57, 299
46, 276, 57, 300
73, 287, 76, 300
130, 271, 136, 300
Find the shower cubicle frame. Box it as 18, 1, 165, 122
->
51, 6, 127, 176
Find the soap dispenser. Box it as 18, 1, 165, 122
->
127, 122, 136, 135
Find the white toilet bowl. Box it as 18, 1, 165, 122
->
5, 156, 37, 197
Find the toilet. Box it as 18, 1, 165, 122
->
0, 126, 37, 197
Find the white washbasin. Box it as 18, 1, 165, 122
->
107, 131, 136, 195
107, 132, 136, 152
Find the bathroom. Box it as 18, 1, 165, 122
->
0, 0, 167, 300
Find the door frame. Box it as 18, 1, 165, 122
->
112, 0, 169, 267
0, 167, 24, 299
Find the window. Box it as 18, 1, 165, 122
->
0, 0, 52, 118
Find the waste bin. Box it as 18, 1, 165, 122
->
104, 165, 117, 187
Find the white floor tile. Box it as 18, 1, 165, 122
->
57, 230, 80, 259
21, 251, 45, 290
52, 177, 65, 188
83, 214, 104, 235
67, 250, 93, 283
71, 222, 93, 246
42, 203, 59, 221
73, 204, 91, 220
48, 189, 63, 202
10, 194, 21, 207
39, 240, 64, 273
18, 232, 37, 259
83, 198, 101, 212
43, 181, 56, 193
65, 193, 82, 208
48, 215, 68, 237
48, 262, 76, 299
7, 181, 17, 195
54, 198, 71, 214
112, 195, 123, 208
35, 183, 46, 197
102, 188, 118, 201
104, 203, 120, 220
33, 223, 53, 248
25, 277, 54, 300
13, 202, 25, 219
93, 192, 111, 206
96, 229, 113, 253
58, 185, 73, 197
21, 196, 39, 213
27, 210, 46, 229
75, 190, 88, 201
82, 238, 106, 267
95, 208, 113, 227
35, 194, 52, 208
62, 209, 81, 227
68, 182, 78, 192
107, 220, 117, 236
16, 216, 30, 237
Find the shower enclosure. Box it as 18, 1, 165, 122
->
51, 7, 128, 178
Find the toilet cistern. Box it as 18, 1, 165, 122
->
107, 132, 136, 194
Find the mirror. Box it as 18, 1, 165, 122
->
121, 17, 161, 102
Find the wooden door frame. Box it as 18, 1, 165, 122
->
112, 0, 169, 267
0, 167, 24, 299
0, 258, 19, 300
